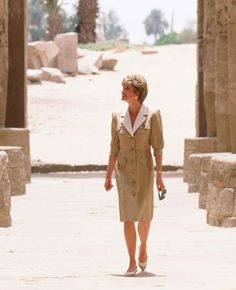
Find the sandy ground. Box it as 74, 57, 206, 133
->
0, 173, 236, 290
28, 44, 196, 166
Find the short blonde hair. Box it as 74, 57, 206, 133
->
122, 74, 148, 104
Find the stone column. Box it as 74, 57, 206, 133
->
196, 0, 207, 137
215, 0, 231, 151
228, 0, 236, 153
203, 0, 217, 137
0, 0, 8, 127
5, 0, 27, 128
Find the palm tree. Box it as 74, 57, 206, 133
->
143, 9, 169, 43
41, 0, 64, 40
76, 0, 99, 43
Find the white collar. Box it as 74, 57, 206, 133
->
121, 104, 148, 137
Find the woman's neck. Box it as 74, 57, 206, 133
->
128, 102, 142, 115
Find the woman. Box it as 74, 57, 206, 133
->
104, 74, 165, 276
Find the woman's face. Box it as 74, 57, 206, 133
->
121, 83, 138, 103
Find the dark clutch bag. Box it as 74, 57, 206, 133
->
158, 188, 167, 201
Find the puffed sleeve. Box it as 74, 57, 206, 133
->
151, 110, 164, 156
109, 113, 120, 157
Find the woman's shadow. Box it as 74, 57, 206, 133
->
109, 271, 166, 278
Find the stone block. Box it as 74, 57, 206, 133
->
78, 52, 103, 75
0, 151, 11, 227
218, 188, 235, 217
55, 33, 78, 74
207, 183, 220, 216
0, 128, 31, 183
186, 154, 202, 192
41, 67, 66, 83
27, 69, 42, 83
211, 154, 236, 188
27, 42, 45, 69
101, 58, 118, 70
0, 146, 26, 196
27, 41, 59, 69
184, 138, 218, 182
221, 217, 236, 227
207, 213, 221, 227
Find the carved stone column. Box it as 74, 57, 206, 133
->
228, 0, 236, 153
196, 0, 207, 137
215, 0, 231, 151
203, 0, 217, 137
0, 0, 8, 127
5, 0, 27, 128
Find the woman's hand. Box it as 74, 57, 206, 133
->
104, 177, 113, 191
156, 174, 165, 191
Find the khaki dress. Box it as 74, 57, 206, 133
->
109, 105, 164, 222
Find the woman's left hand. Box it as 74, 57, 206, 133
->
156, 174, 165, 191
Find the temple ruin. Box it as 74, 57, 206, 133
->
0, 0, 30, 227
1, 0, 236, 227
184, 0, 236, 227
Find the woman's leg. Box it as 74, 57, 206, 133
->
124, 221, 137, 271
137, 221, 150, 262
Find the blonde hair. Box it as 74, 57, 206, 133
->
122, 74, 148, 104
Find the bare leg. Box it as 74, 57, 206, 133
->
124, 221, 137, 272
137, 221, 150, 262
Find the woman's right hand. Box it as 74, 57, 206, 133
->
104, 177, 113, 191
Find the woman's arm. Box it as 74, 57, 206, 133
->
154, 153, 165, 191
104, 155, 117, 191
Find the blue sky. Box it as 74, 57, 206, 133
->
63, 0, 197, 43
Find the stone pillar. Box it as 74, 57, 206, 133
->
203, 0, 217, 137
196, 0, 207, 137
215, 0, 231, 152
0, 0, 8, 127
228, 0, 236, 153
0, 151, 11, 227
5, 0, 27, 128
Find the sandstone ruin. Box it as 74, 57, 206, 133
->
0, 0, 30, 227
184, 0, 236, 227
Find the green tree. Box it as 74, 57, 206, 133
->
176, 28, 196, 43
98, 10, 128, 41
28, 0, 46, 41
143, 9, 169, 43
176, 20, 197, 43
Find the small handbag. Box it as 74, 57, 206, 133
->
158, 188, 167, 201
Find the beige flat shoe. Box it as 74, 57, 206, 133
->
138, 260, 147, 271
124, 266, 138, 277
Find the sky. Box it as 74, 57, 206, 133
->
63, 0, 197, 44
